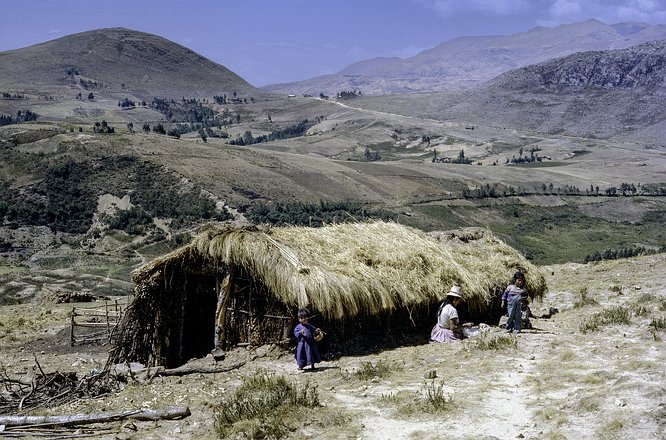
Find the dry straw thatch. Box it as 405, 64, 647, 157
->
114, 220, 545, 366
192, 221, 544, 316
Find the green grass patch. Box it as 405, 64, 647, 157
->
465, 333, 517, 350
213, 369, 322, 439
580, 306, 631, 333
412, 201, 666, 265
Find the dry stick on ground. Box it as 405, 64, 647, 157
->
144, 361, 247, 383
0, 406, 191, 428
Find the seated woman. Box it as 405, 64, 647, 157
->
430, 285, 471, 343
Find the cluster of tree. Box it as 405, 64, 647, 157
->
2, 92, 26, 99
0, 110, 39, 127
151, 98, 216, 124
213, 92, 254, 105
75, 92, 96, 100
363, 147, 381, 161
228, 120, 311, 146
0, 155, 232, 234
461, 181, 658, 200
118, 98, 136, 109
79, 79, 100, 90
101, 206, 153, 235
508, 152, 543, 164
433, 149, 473, 164
93, 120, 115, 133
245, 200, 394, 227
584, 246, 666, 263
336, 90, 362, 99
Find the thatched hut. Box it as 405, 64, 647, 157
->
110, 221, 546, 367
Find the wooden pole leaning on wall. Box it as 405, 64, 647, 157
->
214, 271, 233, 349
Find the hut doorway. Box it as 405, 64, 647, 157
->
172, 274, 218, 366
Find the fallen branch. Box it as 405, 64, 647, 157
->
157, 361, 246, 377
0, 406, 191, 427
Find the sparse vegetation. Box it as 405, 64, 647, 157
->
213, 369, 322, 439
423, 380, 455, 412
579, 306, 631, 333
465, 332, 517, 350
573, 287, 599, 308
246, 200, 394, 226
353, 360, 394, 380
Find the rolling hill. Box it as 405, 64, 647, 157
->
262, 19, 666, 96
0, 27, 257, 100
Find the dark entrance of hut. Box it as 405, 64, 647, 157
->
171, 274, 218, 366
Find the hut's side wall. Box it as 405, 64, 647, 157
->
110, 261, 220, 368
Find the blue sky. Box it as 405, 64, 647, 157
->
1, 0, 665, 86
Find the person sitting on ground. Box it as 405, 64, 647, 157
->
294, 308, 321, 371
521, 298, 535, 330
501, 271, 530, 333
430, 284, 473, 343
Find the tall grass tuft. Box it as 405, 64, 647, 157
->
354, 360, 395, 381
649, 317, 666, 331
579, 306, 631, 333
573, 287, 599, 308
423, 380, 454, 411
214, 369, 320, 439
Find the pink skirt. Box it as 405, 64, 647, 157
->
430, 324, 460, 343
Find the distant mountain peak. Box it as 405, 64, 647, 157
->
261, 19, 666, 96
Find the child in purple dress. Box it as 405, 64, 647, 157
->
294, 308, 321, 371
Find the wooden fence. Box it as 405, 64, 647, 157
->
70, 300, 126, 346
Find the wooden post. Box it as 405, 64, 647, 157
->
214, 272, 232, 349
105, 301, 110, 335
70, 307, 76, 346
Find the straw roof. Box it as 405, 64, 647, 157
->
132, 220, 546, 319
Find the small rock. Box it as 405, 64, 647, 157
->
516, 434, 525, 438
210, 348, 226, 361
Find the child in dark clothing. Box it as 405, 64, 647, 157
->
521, 298, 535, 330
293, 308, 321, 371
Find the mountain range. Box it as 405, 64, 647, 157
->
261, 19, 666, 96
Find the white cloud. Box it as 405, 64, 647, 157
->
541, 0, 666, 25
548, 0, 583, 20
415, 0, 533, 16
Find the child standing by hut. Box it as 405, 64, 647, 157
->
294, 308, 321, 371
502, 271, 529, 333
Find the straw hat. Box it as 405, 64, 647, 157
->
448, 285, 463, 298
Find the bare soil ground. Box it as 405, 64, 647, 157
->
1, 254, 664, 439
